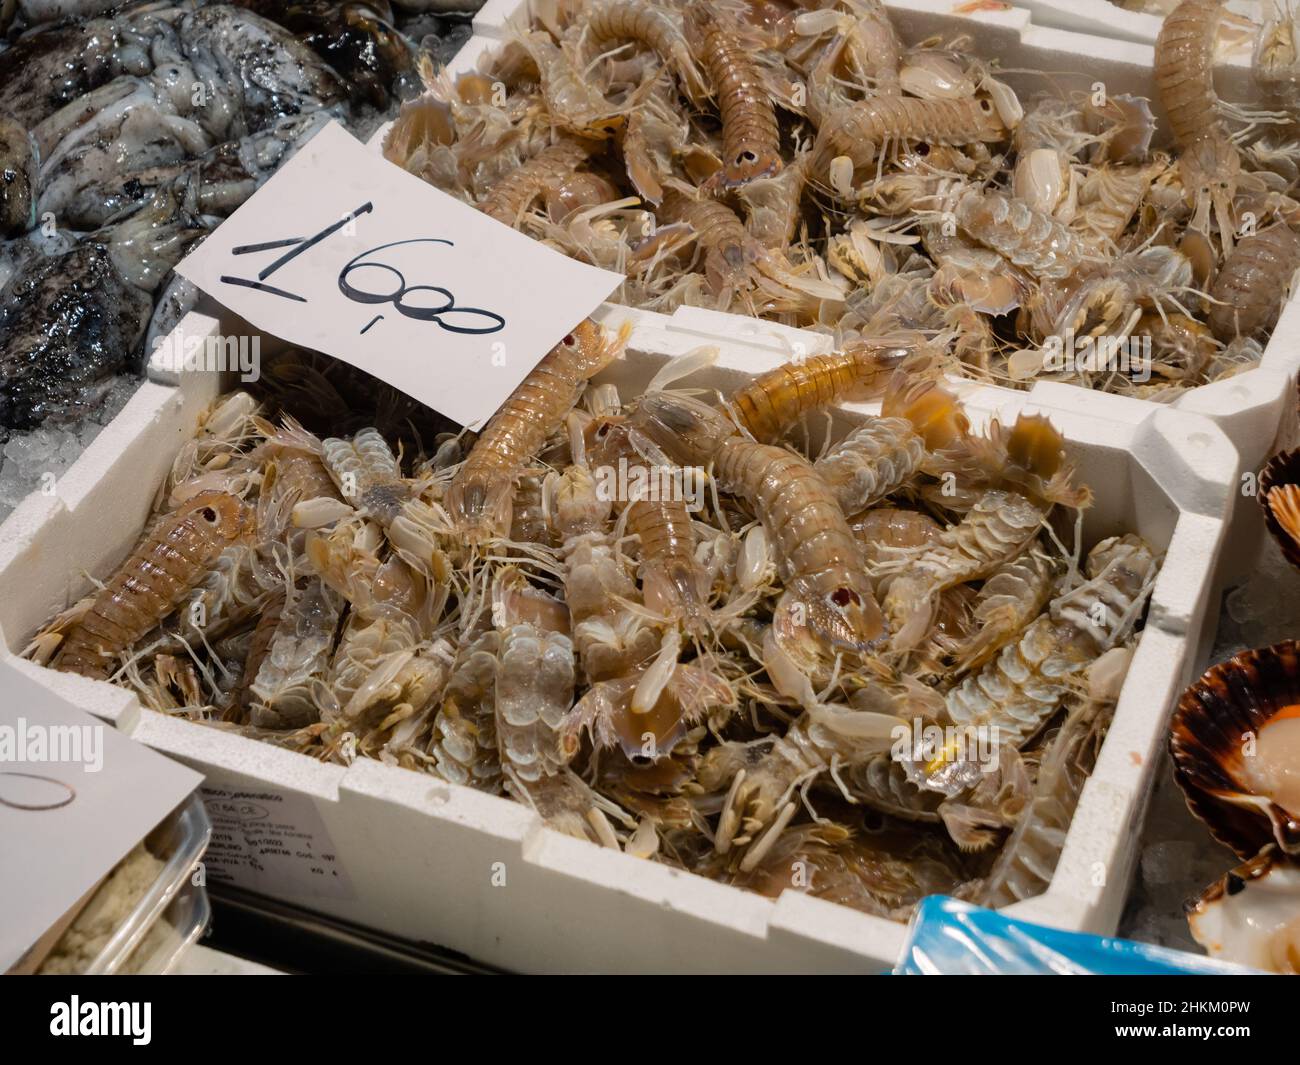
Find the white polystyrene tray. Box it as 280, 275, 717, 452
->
435, 0, 1290, 585
0, 302, 1234, 973
1005, 0, 1261, 50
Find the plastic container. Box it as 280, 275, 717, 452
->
0, 304, 1236, 973
84, 793, 211, 975
120, 879, 213, 976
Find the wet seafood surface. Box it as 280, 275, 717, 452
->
28, 337, 1163, 924
0, 0, 480, 516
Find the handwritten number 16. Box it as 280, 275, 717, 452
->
338, 239, 506, 335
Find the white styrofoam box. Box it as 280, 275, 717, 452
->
1008, 0, 1262, 50
472, 0, 534, 38
432, 0, 1286, 583
0, 302, 1234, 972
1001, 0, 1166, 44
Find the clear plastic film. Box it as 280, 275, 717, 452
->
895, 897, 1259, 975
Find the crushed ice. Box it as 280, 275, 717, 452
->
0, 375, 140, 519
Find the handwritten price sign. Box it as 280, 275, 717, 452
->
175, 122, 623, 428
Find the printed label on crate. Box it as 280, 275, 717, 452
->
199, 784, 355, 901
173, 120, 624, 428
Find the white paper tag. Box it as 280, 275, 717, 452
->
200, 783, 355, 902
173, 121, 623, 428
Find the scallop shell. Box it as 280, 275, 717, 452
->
1188, 846, 1300, 973
1259, 447, 1300, 570
1170, 642, 1300, 859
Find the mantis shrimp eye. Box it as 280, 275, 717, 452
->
737, 150, 758, 164
200, 507, 217, 523
831, 587, 860, 607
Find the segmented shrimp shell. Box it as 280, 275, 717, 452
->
249, 576, 345, 730
1208, 224, 1300, 340
924, 535, 1158, 795
496, 623, 577, 782
322, 427, 408, 526
686, 1, 783, 187
632, 392, 886, 655
813, 96, 1006, 181
574, 0, 707, 102
728, 342, 923, 443
627, 496, 710, 633
814, 418, 927, 515
431, 630, 504, 792
956, 188, 1091, 281
57, 491, 251, 679
1155, 0, 1229, 149
477, 137, 599, 225
447, 320, 623, 542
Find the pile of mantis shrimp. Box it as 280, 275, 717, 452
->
382, 0, 1300, 396
26, 321, 1163, 920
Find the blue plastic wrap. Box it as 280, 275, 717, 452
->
895, 897, 1259, 974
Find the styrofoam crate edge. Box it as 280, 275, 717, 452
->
145, 309, 224, 385
472, 0, 532, 38
121, 689, 898, 970
1009, 0, 1164, 46
2, 652, 141, 729
1031, 626, 1193, 932
0, 491, 62, 581
0, 373, 222, 655
340, 753, 534, 841
0, 376, 187, 574
138, 710, 894, 971
1014, 0, 1258, 53
666, 306, 837, 358
345, 745, 898, 970
130, 710, 350, 802
768, 890, 907, 973
1168, 366, 1294, 478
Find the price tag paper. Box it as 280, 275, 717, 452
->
174, 121, 624, 428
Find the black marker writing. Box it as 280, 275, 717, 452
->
338, 239, 505, 336
219, 207, 506, 337
220, 202, 374, 302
